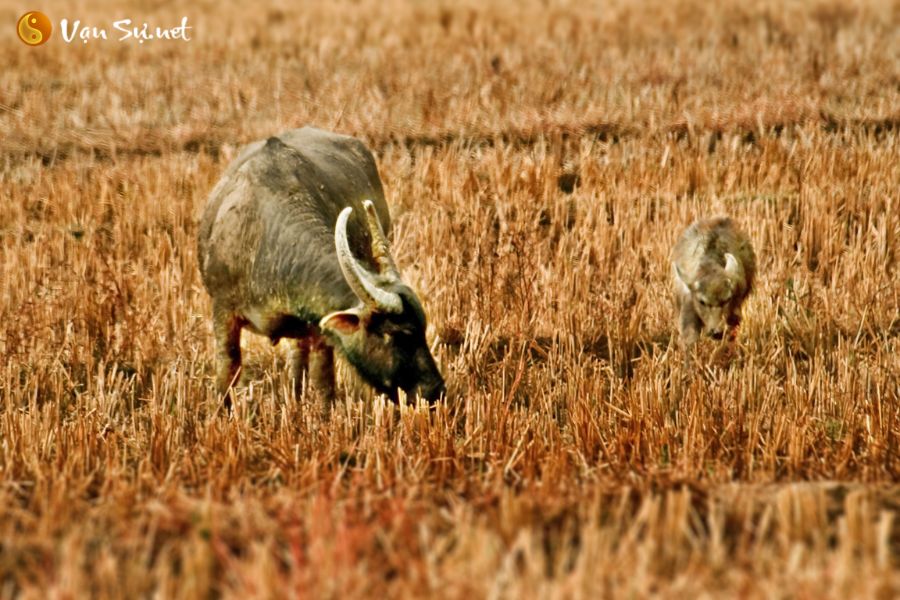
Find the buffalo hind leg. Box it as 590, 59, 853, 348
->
214, 307, 244, 408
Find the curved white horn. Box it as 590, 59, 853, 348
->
362, 199, 401, 281
724, 253, 744, 284
335, 206, 403, 313
673, 262, 690, 296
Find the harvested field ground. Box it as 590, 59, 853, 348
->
1, 0, 899, 597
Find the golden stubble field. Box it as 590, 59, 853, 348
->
1, 0, 899, 597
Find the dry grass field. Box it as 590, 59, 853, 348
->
2, 0, 899, 597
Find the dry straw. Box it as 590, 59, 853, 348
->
1, 0, 898, 596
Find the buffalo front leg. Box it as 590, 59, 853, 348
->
289, 332, 335, 414
310, 332, 336, 413
213, 307, 244, 407
289, 337, 311, 399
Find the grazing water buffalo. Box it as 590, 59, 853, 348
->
198, 127, 445, 405
672, 216, 756, 348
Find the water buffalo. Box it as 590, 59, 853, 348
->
672, 216, 757, 348
198, 127, 445, 406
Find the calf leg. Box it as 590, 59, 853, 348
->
678, 302, 702, 370
213, 307, 244, 406
678, 302, 702, 349
726, 308, 742, 341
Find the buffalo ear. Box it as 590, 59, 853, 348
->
320, 309, 364, 336
673, 263, 691, 296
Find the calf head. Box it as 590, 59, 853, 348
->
320, 201, 446, 402
675, 253, 745, 340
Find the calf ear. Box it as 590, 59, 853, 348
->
320, 309, 364, 336
673, 263, 691, 296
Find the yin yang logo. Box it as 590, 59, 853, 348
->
17, 11, 52, 46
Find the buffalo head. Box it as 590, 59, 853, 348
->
320, 201, 446, 403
